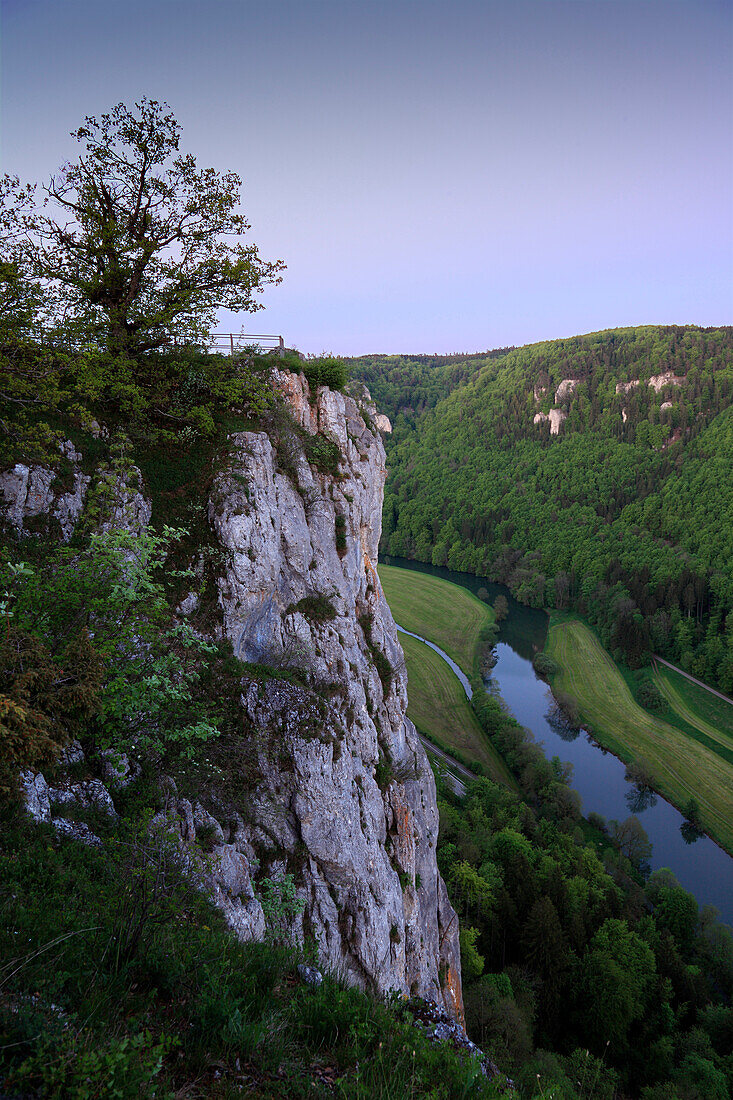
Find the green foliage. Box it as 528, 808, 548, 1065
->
459, 926, 485, 981
636, 677, 667, 714
303, 429, 341, 474
258, 872, 305, 946
335, 512, 347, 553
375, 751, 395, 791
532, 652, 558, 678
359, 612, 393, 696
1, 527, 223, 765
493, 594, 509, 622
14, 98, 284, 357
348, 346, 514, 427
435, 765, 733, 1095
0, 811, 504, 1098
10, 1028, 172, 1100
300, 355, 350, 392
288, 594, 338, 623
0, 626, 103, 796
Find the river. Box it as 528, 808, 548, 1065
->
382, 556, 733, 928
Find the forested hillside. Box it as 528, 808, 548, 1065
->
352, 327, 733, 691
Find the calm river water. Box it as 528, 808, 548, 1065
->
382, 556, 733, 928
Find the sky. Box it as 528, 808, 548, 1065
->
1, 0, 732, 356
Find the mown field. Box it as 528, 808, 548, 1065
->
398, 632, 515, 788
546, 617, 733, 854
653, 664, 733, 756
378, 565, 492, 676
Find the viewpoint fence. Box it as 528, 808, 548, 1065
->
207, 333, 285, 357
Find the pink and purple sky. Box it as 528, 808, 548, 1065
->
2, 0, 731, 355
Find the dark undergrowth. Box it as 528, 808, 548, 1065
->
0, 805, 502, 1099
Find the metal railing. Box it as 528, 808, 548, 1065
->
208, 333, 285, 357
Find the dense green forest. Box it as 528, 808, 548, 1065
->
436, 726, 733, 1098
352, 327, 733, 691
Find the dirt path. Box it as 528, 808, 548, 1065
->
652, 656, 733, 708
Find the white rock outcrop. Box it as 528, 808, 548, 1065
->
534, 408, 567, 435
554, 378, 578, 404
615, 379, 641, 395
649, 371, 682, 393
0, 442, 90, 541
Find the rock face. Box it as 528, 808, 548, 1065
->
649, 371, 682, 393
208, 369, 463, 1022
615, 378, 641, 395
535, 409, 566, 435
616, 373, 683, 396
554, 378, 578, 404
0, 441, 90, 540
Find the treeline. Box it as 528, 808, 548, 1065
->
437, 689, 733, 1097
364, 327, 733, 691
346, 347, 514, 425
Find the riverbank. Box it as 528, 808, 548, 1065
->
381, 557, 733, 924
398, 630, 513, 786
546, 615, 733, 855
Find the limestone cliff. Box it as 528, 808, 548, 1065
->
206, 369, 463, 1021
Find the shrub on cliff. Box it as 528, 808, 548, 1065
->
0, 527, 223, 767
301, 355, 350, 392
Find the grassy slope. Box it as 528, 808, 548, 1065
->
653, 665, 733, 752
0, 811, 501, 1099
378, 565, 492, 676
399, 632, 514, 788
546, 617, 733, 854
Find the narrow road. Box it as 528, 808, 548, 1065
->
418, 736, 474, 798
394, 621, 477, 797
653, 655, 733, 707
396, 625, 473, 698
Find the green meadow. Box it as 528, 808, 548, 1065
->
653, 664, 733, 756
546, 617, 733, 854
378, 565, 492, 676
398, 631, 515, 788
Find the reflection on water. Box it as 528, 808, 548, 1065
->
488, 643, 733, 927
381, 556, 733, 928
680, 822, 705, 846
545, 702, 581, 743
625, 784, 658, 815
